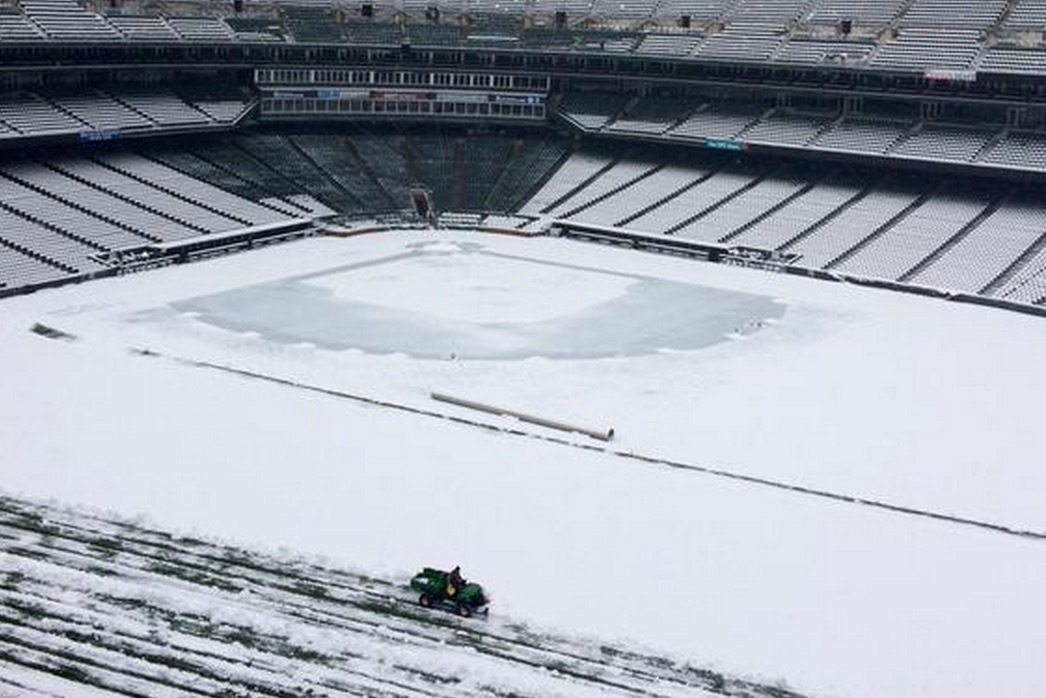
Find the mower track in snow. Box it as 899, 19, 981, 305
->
0, 494, 811, 698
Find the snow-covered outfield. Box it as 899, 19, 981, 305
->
1, 231, 1044, 698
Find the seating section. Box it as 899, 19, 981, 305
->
911, 196, 1046, 293
1003, 0, 1046, 30
347, 22, 404, 44
483, 138, 569, 212
559, 92, 630, 130
224, 17, 285, 42
288, 134, 396, 212
564, 163, 706, 227
0, 144, 328, 291
721, 0, 815, 25
898, 0, 1007, 30
994, 246, 1046, 305
0, 88, 249, 139
811, 117, 910, 154
142, 132, 567, 219
694, 23, 784, 62
742, 110, 832, 146
893, 125, 991, 163
979, 131, 1046, 171
0, 207, 101, 284
159, 140, 304, 204
20, 0, 121, 41
548, 158, 660, 218
773, 40, 875, 65
666, 102, 765, 140
557, 95, 1035, 175
350, 135, 412, 207
605, 97, 694, 135
979, 48, 1046, 75
0, 92, 84, 135
24, 162, 203, 242
0, 0, 1037, 80
833, 188, 994, 280
284, 7, 344, 43
115, 90, 210, 126
519, 150, 615, 215
806, 0, 908, 25
871, 29, 982, 71
96, 152, 294, 227
406, 135, 459, 211
142, 147, 278, 204
626, 163, 763, 235
0, 240, 68, 288
729, 174, 870, 250
0, 11, 45, 40
167, 17, 235, 42
402, 0, 467, 11
634, 33, 702, 57
0, 163, 155, 250
185, 97, 250, 123
0, 1, 1040, 82
784, 180, 925, 268
673, 167, 810, 241
48, 90, 152, 131
236, 134, 362, 214
107, 15, 180, 41
3, 132, 1046, 310
657, 0, 733, 22
407, 24, 459, 46
0, 182, 109, 273
52, 157, 245, 233
457, 137, 516, 212
591, 0, 659, 20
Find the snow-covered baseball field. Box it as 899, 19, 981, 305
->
2, 231, 1043, 698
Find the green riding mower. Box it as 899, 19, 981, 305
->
410, 567, 489, 618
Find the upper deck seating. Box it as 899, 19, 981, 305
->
107, 15, 180, 41
20, 0, 121, 41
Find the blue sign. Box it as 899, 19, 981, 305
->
80, 130, 120, 143
705, 138, 744, 152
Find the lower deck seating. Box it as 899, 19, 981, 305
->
568, 163, 706, 227
729, 174, 871, 250
911, 196, 1046, 293
0, 145, 315, 291
994, 247, 1046, 304
483, 138, 568, 213
833, 188, 995, 280
519, 150, 615, 215
0, 241, 68, 288
550, 158, 660, 218
3, 132, 1046, 311
236, 134, 363, 214
289, 134, 395, 212
625, 163, 762, 234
